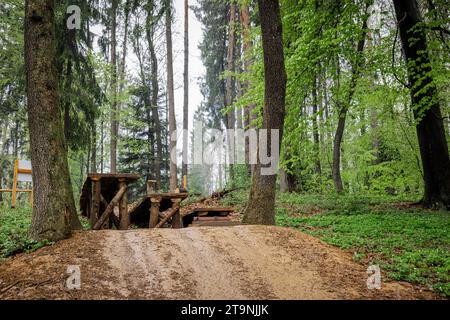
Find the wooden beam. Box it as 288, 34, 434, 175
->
118, 179, 129, 230
0, 189, 33, 193
93, 185, 127, 230
155, 206, 179, 228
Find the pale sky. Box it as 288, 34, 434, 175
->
172, 0, 204, 132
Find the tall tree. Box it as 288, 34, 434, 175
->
25, 0, 81, 241
146, 0, 163, 190
240, 1, 254, 175
393, 0, 450, 208
332, 1, 370, 193
110, 0, 119, 173
182, 0, 189, 185
243, 0, 287, 225
165, 0, 177, 191
312, 76, 321, 174
225, 3, 237, 184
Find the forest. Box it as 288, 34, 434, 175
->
0, 0, 449, 300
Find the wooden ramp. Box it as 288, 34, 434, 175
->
80, 173, 140, 229
128, 193, 189, 228
182, 207, 238, 227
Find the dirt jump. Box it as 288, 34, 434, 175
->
0, 225, 437, 300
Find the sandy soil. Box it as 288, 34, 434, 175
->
0, 225, 438, 300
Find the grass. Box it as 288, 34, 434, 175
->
0, 204, 52, 260
274, 193, 450, 297
0, 204, 92, 260
1, 192, 449, 297
220, 190, 449, 297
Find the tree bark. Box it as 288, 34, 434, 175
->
393, 0, 450, 209
242, 0, 287, 225
25, 0, 81, 241
90, 121, 97, 172
166, 0, 178, 191
182, 0, 189, 185
110, 0, 118, 173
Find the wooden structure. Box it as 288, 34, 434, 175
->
0, 159, 33, 207
128, 191, 189, 228
182, 207, 237, 227
80, 173, 140, 230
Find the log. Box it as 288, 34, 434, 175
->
155, 207, 179, 228
119, 179, 129, 230
93, 185, 127, 230
91, 178, 101, 226
149, 196, 162, 228
198, 188, 241, 203
100, 194, 119, 228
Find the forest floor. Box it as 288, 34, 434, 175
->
0, 225, 439, 300
0, 192, 448, 299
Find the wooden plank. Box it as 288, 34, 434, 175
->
195, 216, 232, 222
93, 185, 127, 230
191, 207, 234, 212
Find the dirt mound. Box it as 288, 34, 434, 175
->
0, 225, 438, 300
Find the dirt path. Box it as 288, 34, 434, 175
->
0, 225, 437, 300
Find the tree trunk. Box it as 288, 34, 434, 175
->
182, 0, 189, 185
225, 3, 237, 184
110, 0, 118, 173
147, 2, 163, 190
332, 4, 369, 193
393, 0, 450, 208
90, 121, 97, 172
166, 0, 178, 191
243, 0, 287, 225
371, 109, 380, 165
25, 0, 81, 241
312, 77, 321, 174
240, 2, 253, 176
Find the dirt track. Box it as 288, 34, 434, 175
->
0, 225, 437, 299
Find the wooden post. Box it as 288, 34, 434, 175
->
93, 185, 127, 230
118, 178, 129, 230
150, 196, 161, 228
11, 159, 18, 208
149, 196, 162, 228
147, 180, 156, 195
91, 177, 101, 227
171, 198, 183, 229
